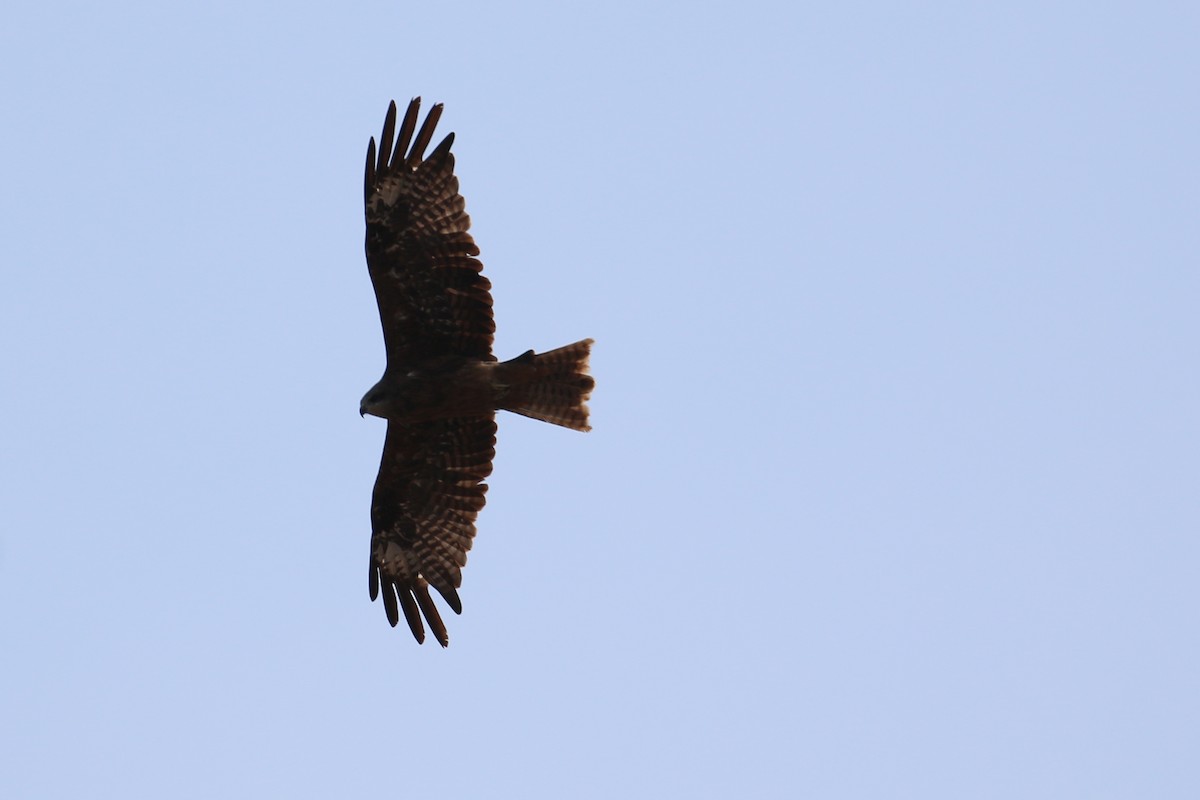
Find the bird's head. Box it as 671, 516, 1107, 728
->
361, 373, 427, 420
361, 375, 419, 420
360, 383, 389, 419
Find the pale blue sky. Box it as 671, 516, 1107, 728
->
3, 2, 1198, 797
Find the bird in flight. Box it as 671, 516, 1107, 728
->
359, 98, 594, 646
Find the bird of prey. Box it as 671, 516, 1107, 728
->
359, 98, 594, 646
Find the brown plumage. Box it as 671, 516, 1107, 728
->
360, 98, 594, 646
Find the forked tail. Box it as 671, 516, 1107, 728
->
499, 338, 595, 431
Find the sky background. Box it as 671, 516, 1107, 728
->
3, 1, 1199, 797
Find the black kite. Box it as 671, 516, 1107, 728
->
358, 98, 594, 646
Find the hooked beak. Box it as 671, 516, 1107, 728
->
359, 405, 366, 418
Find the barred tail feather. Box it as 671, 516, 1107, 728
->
501, 339, 594, 431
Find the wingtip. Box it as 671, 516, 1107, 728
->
382, 582, 399, 627
430, 131, 456, 160
433, 583, 463, 615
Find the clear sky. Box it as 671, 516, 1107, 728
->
3, 2, 1198, 797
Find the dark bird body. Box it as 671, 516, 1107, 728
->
359, 98, 594, 646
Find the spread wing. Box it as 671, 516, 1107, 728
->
364, 98, 495, 367
368, 416, 497, 646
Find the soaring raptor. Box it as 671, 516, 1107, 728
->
359, 98, 594, 646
